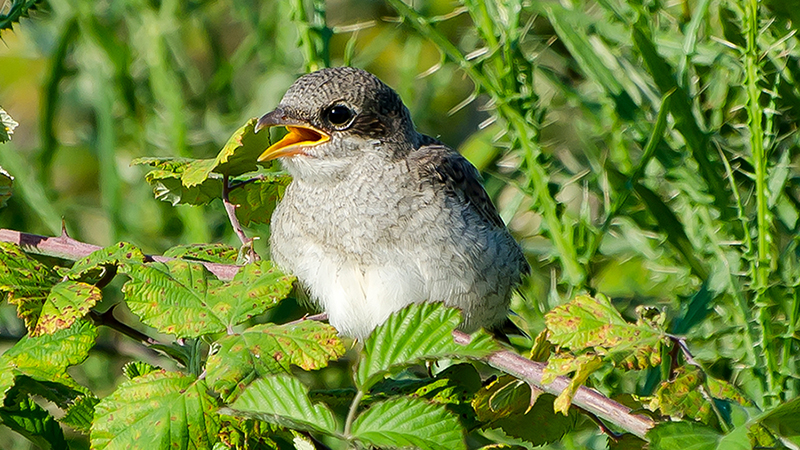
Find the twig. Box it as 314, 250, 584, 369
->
452, 330, 655, 439
0, 228, 241, 280
222, 174, 251, 249
1, 229, 655, 439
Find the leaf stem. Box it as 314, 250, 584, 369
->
343, 388, 364, 438
221, 174, 250, 248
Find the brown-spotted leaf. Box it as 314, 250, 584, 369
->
34, 281, 101, 336
68, 241, 146, 278
163, 243, 240, 264
206, 321, 344, 401
545, 294, 665, 369
0, 242, 60, 332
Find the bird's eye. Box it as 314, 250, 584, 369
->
325, 104, 354, 128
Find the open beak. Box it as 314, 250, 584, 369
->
255, 108, 330, 161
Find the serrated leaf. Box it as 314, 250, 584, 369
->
645, 366, 713, 423
68, 241, 146, 278
0, 320, 96, 403
0, 394, 67, 450
33, 281, 101, 336
229, 174, 292, 226
205, 260, 295, 328
59, 395, 100, 433
148, 168, 223, 206
121, 259, 292, 337
121, 361, 159, 380
211, 118, 272, 177
545, 294, 664, 369
0, 242, 61, 331
0, 1, 43, 32
207, 321, 345, 401
1, 107, 18, 142
226, 375, 338, 436
356, 303, 499, 390
0, 166, 12, 208
163, 243, 240, 264
647, 422, 722, 450
350, 397, 465, 450
91, 370, 220, 450
542, 353, 603, 414
478, 392, 578, 446
121, 259, 226, 337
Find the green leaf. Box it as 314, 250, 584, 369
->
147, 166, 223, 206
121, 259, 226, 337
0, 166, 12, 208
33, 281, 101, 336
0, 395, 67, 450
59, 395, 100, 433
0, 107, 18, 142
163, 243, 240, 264
350, 397, 466, 450
185, 118, 272, 183
205, 260, 295, 328
759, 396, 800, 437
229, 174, 292, 226
91, 370, 220, 450
356, 303, 499, 390
545, 294, 665, 369
226, 375, 338, 436
542, 353, 604, 414
68, 241, 146, 278
121, 361, 159, 380
121, 259, 292, 337
647, 422, 722, 450
207, 321, 345, 401
0, 320, 96, 403
0, 242, 61, 331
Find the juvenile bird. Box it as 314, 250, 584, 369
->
256, 67, 529, 339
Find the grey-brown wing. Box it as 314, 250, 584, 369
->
409, 144, 506, 229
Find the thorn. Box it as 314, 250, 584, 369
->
60, 218, 69, 238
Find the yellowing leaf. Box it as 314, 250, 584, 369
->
33, 281, 101, 336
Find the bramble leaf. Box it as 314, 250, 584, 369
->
356, 303, 499, 390
226, 375, 338, 436
33, 281, 101, 336
68, 241, 146, 278
121, 260, 292, 337
647, 421, 722, 450
473, 376, 578, 446
0, 394, 67, 449
163, 243, 240, 264
91, 370, 220, 450
229, 174, 291, 226
350, 397, 465, 450
758, 396, 800, 437
59, 395, 100, 433
545, 294, 665, 369
0, 320, 96, 403
0, 242, 61, 331
207, 321, 345, 401
542, 353, 603, 414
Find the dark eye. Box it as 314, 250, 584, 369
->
325, 104, 354, 128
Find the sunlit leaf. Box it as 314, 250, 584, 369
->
350, 397, 465, 450
33, 281, 101, 336
542, 353, 603, 414
226, 375, 338, 436
68, 241, 146, 278
207, 321, 344, 400
91, 370, 220, 450
0, 320, 96, 403
545, 294, 665, 369
121, 259, 292, 337
356, 303, 499, 390
0, 242, 60, 331
163, 243, 240, 264
647, 422, 721, 450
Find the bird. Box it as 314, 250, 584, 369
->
255, 66, 529, 340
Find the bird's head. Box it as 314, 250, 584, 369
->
256, 67, 417, 180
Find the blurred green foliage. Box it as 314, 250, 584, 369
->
2, 0, 800, 447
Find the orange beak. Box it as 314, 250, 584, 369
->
255, 108, 330, 161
